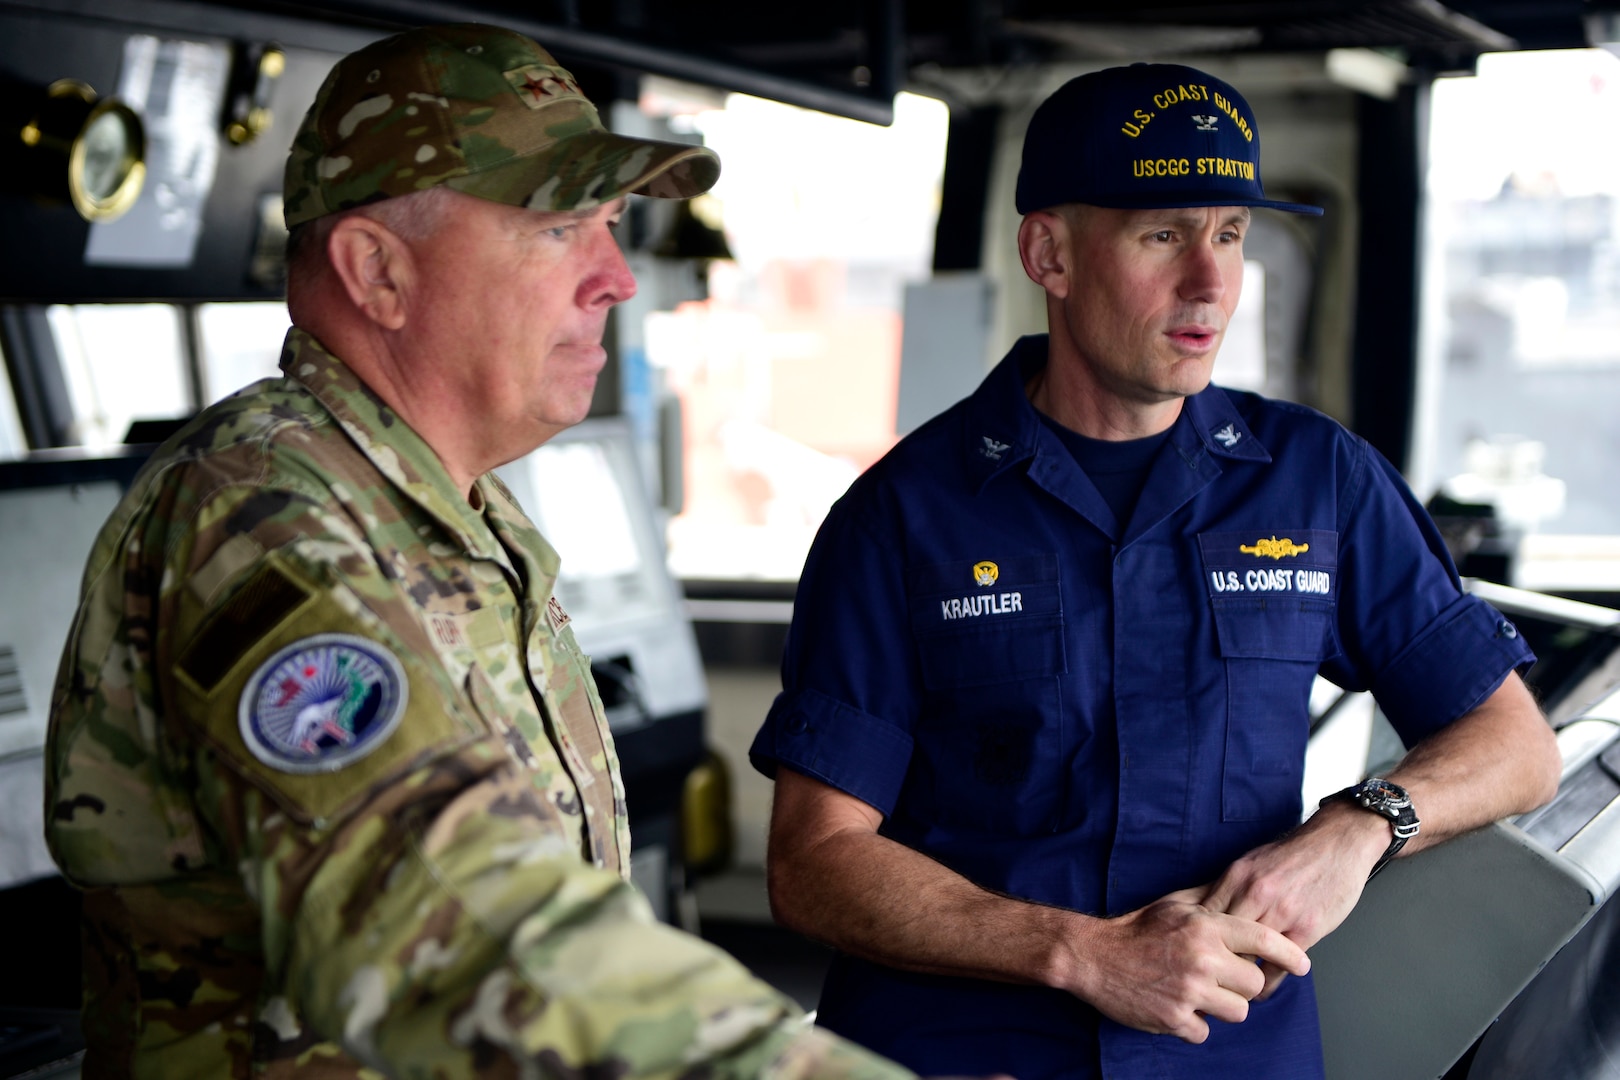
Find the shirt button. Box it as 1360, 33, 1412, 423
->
1497, 620, 1519, 639
786, 716, 808, 735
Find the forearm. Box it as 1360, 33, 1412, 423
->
768, 769, 1308, 1042
256, 760, 909, 1078
300, 852, 901, 1078
768, 813, 1084, 992
1199, 673, 1561, 1004
1383, 671, 1560, 856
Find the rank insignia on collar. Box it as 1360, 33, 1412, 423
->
239, 634, 408, 773
973, 561, 999, 587
981, 436, 1011, 460
1212, 423, 1242, 448
1241, 536, 1310, 559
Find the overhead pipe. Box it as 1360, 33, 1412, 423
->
295, 0, 899, 125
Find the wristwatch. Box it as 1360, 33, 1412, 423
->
1319, 777, 1420, 879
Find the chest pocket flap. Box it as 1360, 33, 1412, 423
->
1201, 528, 1341, 662
907, 553, 1065, 690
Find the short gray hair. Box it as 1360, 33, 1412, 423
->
285, 186, 458, 283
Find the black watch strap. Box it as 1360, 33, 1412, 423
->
1319, 777, 1420, 879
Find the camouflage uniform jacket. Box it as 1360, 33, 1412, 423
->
45, 328, 909, 1080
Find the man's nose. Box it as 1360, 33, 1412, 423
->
1178, 240, 1227, 305
581, 231, 638, 309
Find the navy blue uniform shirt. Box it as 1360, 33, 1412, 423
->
750, 336, 1534, 1080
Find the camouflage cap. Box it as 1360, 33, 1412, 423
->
284, 23, 720, 227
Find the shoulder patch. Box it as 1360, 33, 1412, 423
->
239, 634, 408, 773
179, 561, 312, 692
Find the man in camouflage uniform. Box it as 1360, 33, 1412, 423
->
44, 23, 914, 1079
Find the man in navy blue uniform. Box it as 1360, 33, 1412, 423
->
749, 63, 1562, 1079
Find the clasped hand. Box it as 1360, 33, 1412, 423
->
1078, 812, 1378, 1043
1077, 888, 1308, 1044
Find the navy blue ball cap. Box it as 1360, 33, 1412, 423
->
1015, 63, 1323, 217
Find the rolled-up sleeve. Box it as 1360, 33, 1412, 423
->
749, 486, 920, 817
1371, 593, 1533, 743
1325, 442, 1535, 747
753, 688, 916, 816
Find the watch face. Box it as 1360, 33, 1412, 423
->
1358, 778, 1411, 812
80, 110, 130, 200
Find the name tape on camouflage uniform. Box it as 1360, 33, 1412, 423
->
239, 633, 408, 773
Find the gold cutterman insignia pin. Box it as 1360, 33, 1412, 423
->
973, 561, 999, 587
1240, 537, 1309, 559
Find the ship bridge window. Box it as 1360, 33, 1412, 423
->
46, 303, 187, 448
1420, 48, 1620, 596
196, 301, 290, 403
639, 89, 949, 584
0, 332, 28, 461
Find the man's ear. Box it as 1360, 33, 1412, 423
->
325, 215, 411, 331
1017, 211, 1072, 300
